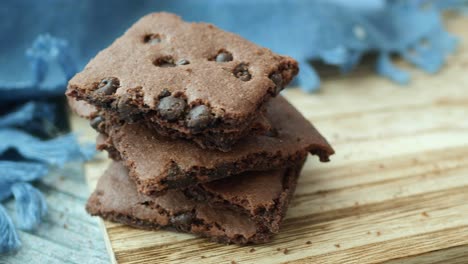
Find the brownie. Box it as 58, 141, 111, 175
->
66, 12, 299, 152
87, 162, 302, 244
88, 96, 334, 196
183, 159, 305, 233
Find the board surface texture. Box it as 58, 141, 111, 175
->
71, 16, 468, 264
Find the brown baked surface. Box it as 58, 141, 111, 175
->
67, 12, 299, 151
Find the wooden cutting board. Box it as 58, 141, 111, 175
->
71, 15, 468, 264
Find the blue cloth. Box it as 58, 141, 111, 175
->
1, 0, 461, 92
0, 205, 20, 254
0, 34, 94, 254
11, 183, 48, 231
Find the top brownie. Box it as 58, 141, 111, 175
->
66, 12, 299, 151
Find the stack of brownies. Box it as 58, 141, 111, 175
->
66, 13, 334, 244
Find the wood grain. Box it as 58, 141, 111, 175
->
1, 163, 109, 264
74, 15, 468, 264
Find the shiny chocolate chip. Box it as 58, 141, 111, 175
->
176, 59, 190, 65
90, 116, 104, 132
159, 88, 171, 98
144, 34, 161, 45
233, 63, 251, 81
270, 72, 284, 94
158, 96, 186, 121
95, 77, 119, 95
215, 52, 233, 62
186, 105, 212, 130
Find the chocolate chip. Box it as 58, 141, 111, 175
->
270, 72, 284, 94
186, 105, 212, 130
159, 88, 171, 98
116, 94, 136, 119
215, 52, 233, 62
176, 59, 190, 65
144, 34, 161, 45
95, 77, 119, 95
154, 56, 176, 67
170, 213, 193, 232
233, 63, 251, 81
90, 116, 104, 132
158, 96, 186, 121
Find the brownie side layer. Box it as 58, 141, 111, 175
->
95, 134, 304, 233
183, 158, 305, 233
106, 96, 333, 196
69, 93, 271, 153
86, 162, 277, 244
144, 112, 272, 152
66, 12, 299, 151
98, 128, 309, 196
69, 95, 334, 196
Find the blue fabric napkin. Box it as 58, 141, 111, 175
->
0, 35, 93, 254
1, 0, 461, 92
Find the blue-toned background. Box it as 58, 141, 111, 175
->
1, 0, 462, 91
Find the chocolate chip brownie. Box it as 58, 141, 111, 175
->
91, 96, 334, 196
87, 162, 302, 244
66, 12, 299, 152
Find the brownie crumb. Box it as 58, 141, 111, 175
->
376, 231, 381, 236
231, 261, 237, 264
249, 248, 256, 253
334, 244, 340, 248
276, 248, 281, 252
306, 241, 312, 245
283, 248, 289, 255
421, 212, 429, 217
201, 256, 206, 259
